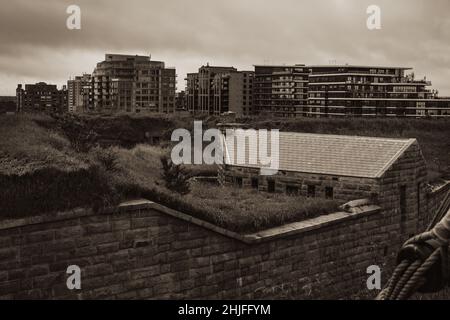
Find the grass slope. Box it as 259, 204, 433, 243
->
0, 115, 340, 233
112, 144, 339, 233
5, 114, 448, 233
0, 115, 120, 218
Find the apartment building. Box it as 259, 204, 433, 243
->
175, 91, 187, 111
16, 82, 67, 114
198, 65, 237, 115
92, 54, 176, 114
67, 74, 91, 113
307, 65, 450, 117
81, 81, 93, 113
212, 70, 254, 116
186, 73, 199, 114
185, 65, 254, 116
160, 68, 177, 113
253, 65, 309, 118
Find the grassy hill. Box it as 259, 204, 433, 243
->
40, 113, 450, 180
0, 114, 340, 233
2, 113, 448, 232
0, 115, 120, 217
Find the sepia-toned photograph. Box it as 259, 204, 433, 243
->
0, 0, 449, 312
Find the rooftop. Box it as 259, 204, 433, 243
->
308, 65, 412, 70
104, 53, 151, 61
254, 64, 306, 67
199, 66, 238, 72
224, 131, 417, 178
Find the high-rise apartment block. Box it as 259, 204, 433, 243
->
198, 66, 236, 115
67, 74, 91, 113
186, 73, 199, 114
212, 70, 254, 116
185, 65, 254, 116
92, 54, 176, 114
16, 82, 67, 114
253, 65, 309, 118
307, 65, 450, 117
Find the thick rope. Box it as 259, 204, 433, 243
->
396, 248, 442, 300
397, 278, 426, 301
378, 191, 450, 300
389, 260, 421, 300
376, 260, 410, 300
378, 249, 441, 300
404, 231, 434, 246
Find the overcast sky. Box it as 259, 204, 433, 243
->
1, 0, 450, 95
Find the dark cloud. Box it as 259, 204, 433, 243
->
1, 0, 449, 95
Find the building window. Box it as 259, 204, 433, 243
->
307, 185, 316, 197
286, 185, 299, 196
400, 185, 407, 220
267, 180, 275, 193
325, 187, 334, 199
251, 178, 259, 189
235, 177, 243, 188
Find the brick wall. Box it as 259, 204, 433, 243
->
0, 199, 413, 300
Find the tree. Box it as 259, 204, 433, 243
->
160, 155, 190, 195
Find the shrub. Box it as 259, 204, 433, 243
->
160, 155, 190, 195
51, 114, 98, 152
91, 146, 120, 173
0, 165, 121, 218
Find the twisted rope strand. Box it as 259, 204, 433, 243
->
404, 231, 434, 246
376, 260, 409, 300
396, 248, 442, 300
389, 260, 421, 300
397, 277, 426, 301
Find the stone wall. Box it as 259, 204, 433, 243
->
378, 141, 428, 238
220, 166, 380, 203
0, 199, 409, 300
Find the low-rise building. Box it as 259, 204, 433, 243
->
220, 130, 428, 236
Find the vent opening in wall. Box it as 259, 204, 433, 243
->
400, 185, 406, 220
325, 186, 334, 199
307, 185, 316, 197
268, 180, 275, 193
235, 177, 243, 188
